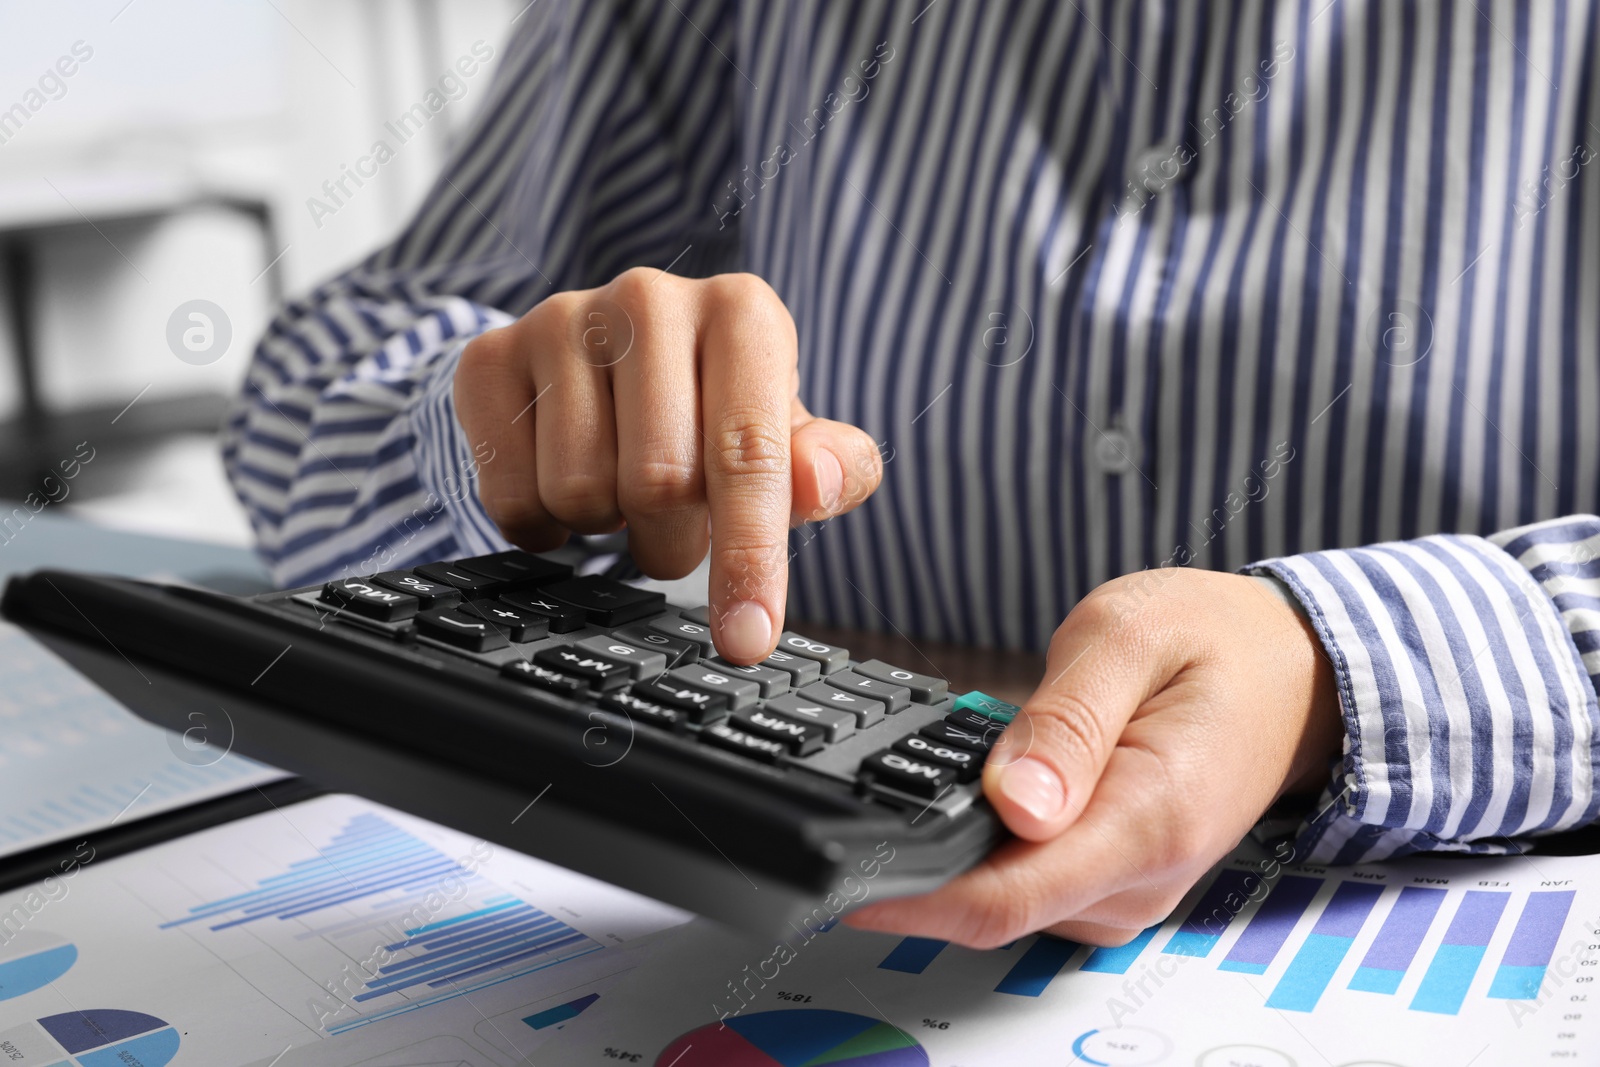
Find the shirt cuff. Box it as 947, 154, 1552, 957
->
1242, 533, 1600, 865
408, 334, 516, 560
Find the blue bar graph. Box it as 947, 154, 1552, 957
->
1412, 891, 1510, 1015
996, 936, 1080, 995
1219, 875, 1323, 974
158, 812, 604, 1026
1080, 927, 1161, 975
1349, 886, 1446, 994
879, 937, 948, 974
1265, 881, 1384, 1012
1164, 868, 1261, 958
356, 903, 588, 999
1488, 891, 1575, 1000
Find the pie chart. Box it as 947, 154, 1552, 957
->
0, 932, 78, 1001
655, 1009, 928, 1066
0, 1009, 183, 1067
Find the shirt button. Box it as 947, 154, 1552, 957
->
1131, 144, 1183, 193
1093, 426, 1139, 475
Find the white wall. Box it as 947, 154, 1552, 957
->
0, 0, 519, 420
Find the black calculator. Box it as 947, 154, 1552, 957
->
1, 551, 1012, 933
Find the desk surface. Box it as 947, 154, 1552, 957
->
0, 502, 267, 587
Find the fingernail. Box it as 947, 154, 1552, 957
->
718, 599, 773, 662
816, 449, 844, 511
998, 758, 1066, 822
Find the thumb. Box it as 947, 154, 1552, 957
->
984, 600, 1179, 841
789, 396, 884, 524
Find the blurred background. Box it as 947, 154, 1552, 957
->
0, 0, 521, 548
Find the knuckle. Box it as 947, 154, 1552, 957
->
1143, 813, 1199, 875
1065, 585, 1134, 636
714, 539, 786, 600
1101, 894, 1182, 934
607, 266, 666, 315
705, 273, 796, 339
540, 472, 620, 528
460, 325, 518, 374
953, 892, 1040, 950
710, 413, 788, 476
527, 290, 585, 338
622, 453, 704, 517
483, 498, 542, 536
1022, 691, 1108, 767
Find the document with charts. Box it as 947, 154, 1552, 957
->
0, 793, 689, 1066
0, 623, 286, 857
542, 842, 1600, 1067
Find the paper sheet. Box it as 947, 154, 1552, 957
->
0, 793, 691, 1065
542, 842, 1600, 1067
0, 622, 286, 856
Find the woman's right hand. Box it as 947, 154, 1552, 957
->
454, 268, 884, 665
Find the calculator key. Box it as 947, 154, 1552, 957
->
632, 679, 732, 723
732, 708, 827, 756
533, 647, 631, 691
648, 614, 715, 648
454, 550, 572, 589
599, 689, 686, 731
372, 571, 462, 607
796, 682, 885, 728
921, 719, 999, 752
578, 635, 668, 679
893, 734, 981, 782
544, 576, 666, 626
681, 604, 711, 625
458, 599, 551, 642
762, 693, 857, 742
706, 658, 790, 698
666, 664, 760, 710
322, 579, 419, 621
498, 590, 588, 633
945, 707, 1012, 737
369, 571, 459, 606
415, 607, 510, 651
414, 562, 504, 597
500, 658, 584, 696
823, 669, 910, 713
700, 722, 788, 764
858, 750, 959, 798
776, 632, 849, 674
952, 690, 1021, 723
759, 648, 822, 687
855, 660, 948, 704
613, 624, 699, 667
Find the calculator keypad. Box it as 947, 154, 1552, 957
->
415, 606, 510, 651
288, 549, 1006, 812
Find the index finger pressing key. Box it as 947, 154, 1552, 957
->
697, 276, 796, 664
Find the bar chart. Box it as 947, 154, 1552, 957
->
0, 794, 690, 1067
159, 811, 605, 1033
872, 864, 1587, 1017
551, 846, 1600, 1067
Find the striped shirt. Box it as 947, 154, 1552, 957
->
225, 1, 1600, 864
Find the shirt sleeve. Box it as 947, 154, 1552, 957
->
223, 0, 740, 587
1243, 517, 1600, 864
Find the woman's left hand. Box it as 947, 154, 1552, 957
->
844, 569, 1343, 948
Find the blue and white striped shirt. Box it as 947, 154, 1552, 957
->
225, 1, 1600, 864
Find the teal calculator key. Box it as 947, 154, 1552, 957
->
952, 690, 1021, 723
